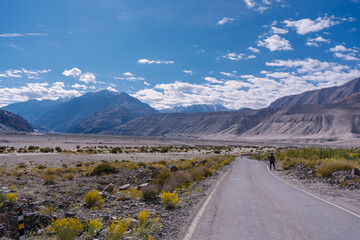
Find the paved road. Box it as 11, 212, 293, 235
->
187, 157, 360, 240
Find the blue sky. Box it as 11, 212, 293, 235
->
0, 0, 360, 109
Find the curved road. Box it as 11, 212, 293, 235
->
186, 157, 360, 240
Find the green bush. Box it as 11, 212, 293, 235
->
317, 160, 357, 177
160, 192, 179, 209
91, 162, 117, 175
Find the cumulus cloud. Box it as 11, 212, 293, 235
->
271, 27, 289, 34
72, 83, 87, 89
243, 0, 283, 13
133, 57, 360, 110
257, 34, 292, 51
138, 59, 174, 64
183, 70, 193, 75
0, 82, 81, 107
114, 72, 145, 81
0, 68, 50, 79
62, 68, 96, 84
217, 17, 234, 25
334, 52, 360, 61
329, 45, 359, 61
62, 68, 81, 78
204, 77, 223, 84
244, 0, 256, 8
248, 47, 260, 53
220, 71, 237, 77
283, 15, 345, 35
306, 36, 330, 47
222, 52, 256, 60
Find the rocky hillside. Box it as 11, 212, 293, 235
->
269, 77, 360, 108
0, 109, 34, 133
33, 90, 158, 132
160, 104, 231, 113
103, 108, 278, 139
67, 105, 157, 134
240, 104, 360, 140
2, 98, 70, 123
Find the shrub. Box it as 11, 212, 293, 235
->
55, 147, 62, 152
17, 163, 26, 169
84, 190, 104, 208
132, 209, 162, 240
40, 205, 56, 215
142, 185, 159, 201
50, 217, 83, 240
62, 173, 75, 180
91, 162, 117, 175
43, 173, 56, 185
160, 192, 179, 209
40, 147, 54, 153
86, 218, 103, 237
38, 164, 47, 169
106, 219, 129, 240
317, 160, 357, 177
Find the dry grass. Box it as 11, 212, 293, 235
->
317, 160, 357, 177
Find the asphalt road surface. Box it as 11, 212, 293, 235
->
186, 157, 360, 240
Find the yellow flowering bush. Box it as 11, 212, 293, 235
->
50, 217, 83, 240
131, 209, 162, 240
86, 218, 103, 237
6, 192, 18, 205
83, 190, 104, 208
105, 219, 129, 240
160, 192, 179, 209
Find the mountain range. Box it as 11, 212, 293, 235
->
160, 104, 232, 113
0, 109, 33, 133
1, 77, 360, 143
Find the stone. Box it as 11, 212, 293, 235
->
65, 211, 76, 218
104, 183, 115, 193
119, 184, 131, 190
137, 183, 149, 190
128, 218, 139, 229
170, 166, 178, 172
351, 168, 360, 177
332, 171, 350, 178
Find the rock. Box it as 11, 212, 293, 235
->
137, 183, 149, 190
119, 184, 131, 190
332, 171, 350, 178
65, 211, 76, 218
104, 183, 115, 193
351, 168, 360, 177
128, 218, 139, 229
170, 166, 178, 172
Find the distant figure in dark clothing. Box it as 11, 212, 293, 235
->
268, 153, 276, 170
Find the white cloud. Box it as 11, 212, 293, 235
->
114, 72, 146, 81
306, 36, 330, 47
220, 71, 237, 77
271, 27, 289, 34
0, 68, 50, 79
0, 33, 47, 37
244, 0, 256, 8
79, 72, 96, 83
257, 34, 292, 51
63, 68, 96, 84
221, 52, 256, 61
204, 77, 223, 84
248, 47, 260, 53
183, 70, 193, 75
132, 57, 360, 110
72, 83, 87, 89
138, 59, 174, 64
123, 72, 134, 77
144, 81, 150, 86
106, 86, 117, 92
329, 44, 357, 52
0, 82, 81, 107
62, 68, 81, 78
217, 17, 234, 25
334, 52, 360, 61
283, 16, 341, 35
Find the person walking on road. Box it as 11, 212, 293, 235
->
268, 153, 276, 170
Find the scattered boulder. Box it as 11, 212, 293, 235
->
137, 183, 149, 190
104, 183, 115, 193
332, 171, 350, 178
170, 166, 178, 172
351, 168, 360, 177
119, 184, 131, 190
128, 218, 139, 229
65, 211, 76, 218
